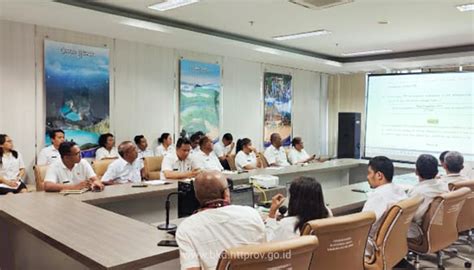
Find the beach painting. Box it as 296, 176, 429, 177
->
263, 72, 292, 147
44, 40, 110, 157
179, 59, 221, 141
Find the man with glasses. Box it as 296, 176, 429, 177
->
44, 141, 104, 192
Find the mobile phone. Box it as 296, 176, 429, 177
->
132, 184, 148, 188
157, 240, 178, 247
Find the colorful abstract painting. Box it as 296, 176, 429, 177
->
263, 72, 292, 147
44, 40, 110, 157
179, 59, 221, 141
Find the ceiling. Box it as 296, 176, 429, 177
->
1, 0, 473, 73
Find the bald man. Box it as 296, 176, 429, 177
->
175, 171, 266, 270
101, 141, 143, 184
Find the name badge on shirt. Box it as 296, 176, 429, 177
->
62, 180, 70, 184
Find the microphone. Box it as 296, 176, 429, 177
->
278, 205, 287, 216
157, 191, 184, 231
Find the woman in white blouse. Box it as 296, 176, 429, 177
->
235, 138, 261, 171
155, 133, 175, 157
266, 176, 332, 241
95, 133, 119, 160
288, 137, 317, 165
0, 134, 27, 194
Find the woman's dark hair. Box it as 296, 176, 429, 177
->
288, 176, 329, 232
0, 134, 18, 165
291, 137, 302, 147
236, 138, 251, 153
98, 133, 114, 148
158, 133, 171, 144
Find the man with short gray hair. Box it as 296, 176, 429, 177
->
101, 141, 143, 184
441, 151, 468, 184
175, 171, 265, 270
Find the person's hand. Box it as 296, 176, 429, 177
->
268, 194, 286, 218
91, 181, 104, 191
74, 180, 91, 190
230, 142, 235, 149
190, 168, 201, 177
5, 180, 19, 188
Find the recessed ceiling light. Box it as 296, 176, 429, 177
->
254, 47, 282, 55
273, 30, 331, 41
377, 21, 389, 25
341, 49, 393, 56
457, 3, 474, 11
148, 0, 199, 11
120, 19, 170, 33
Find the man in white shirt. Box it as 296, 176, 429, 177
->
176, 171, 266, 270
189, 132, 203, 157
44, 141, 104, 192
264, 133, 290, 167
192, 136, 223, 171
361, 156, 407, 256
440, 151, 468, 185
101, 141, 143, 184
134, 135, 154, 159
214, 133, 234, 170
161, 138, 200, 180
407, 154, 449, 238
37, 129, 65, 165
288, 137, 316, 165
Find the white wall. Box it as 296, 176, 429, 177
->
0, 20, 329, 184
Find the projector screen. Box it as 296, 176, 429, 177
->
365, 72, 474, 162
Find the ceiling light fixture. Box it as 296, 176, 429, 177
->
341, 49, 393, 56
456, 3, 474, 12
120, 19, 170, 33
273, 30, 331, 41
254, 47, 282, 55
148, 0, 199, 11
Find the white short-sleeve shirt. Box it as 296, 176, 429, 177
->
0, 152, 25, 180
362, 183, 408, 255
288, 148, 310, 165
44, 159, 96, 185
176, 205, 266, 270
37, 145, 60, 165
264, 145, 290, 167
137, 148, 154, 159
213, 141, 232, 158
235, 151, 257, 171
160, 153, 194, 180
155, 144, 175, 157
101, 158, 143, 184
95, 147, 119, 160
192, 150, 223, 171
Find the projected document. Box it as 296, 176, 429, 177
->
365, 72, 474, 162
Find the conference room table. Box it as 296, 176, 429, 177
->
0, 159, 418, 269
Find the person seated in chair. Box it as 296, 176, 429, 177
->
287, 137, 316, 165
176, 171, 266, 270
0, 134, 28, 194
161, 138, 200, 180
264, 133, 290, 167
440, 151, 468, 185
407, 154, 449, 238
266, 176, 331, 242
361, 156, 407, 256
235, 138, 261, 171
44, 141, 104, 192
214, 133, 234, 170
101, 141, 143, 185
37, 129, 65, 165
192, 136, 223, 171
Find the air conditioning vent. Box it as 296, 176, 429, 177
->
289, 0, 353, 10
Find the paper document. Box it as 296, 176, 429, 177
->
144, 180, 167, 186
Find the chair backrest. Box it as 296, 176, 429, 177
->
419, 187, 470, 253
449, 180, 474, 232
257, 152, 268, 168
216, 235, 318, 270
91, 159, 115, 180
368, 196, 423, 270
143, 156, 163, 180
33, 165, 48, 191
226, 154, 237, 171
301, 211, 376, 270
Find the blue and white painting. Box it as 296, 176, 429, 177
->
44, 40, 110, 157
264, 72, 292, 147
179, 59, 221, 141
